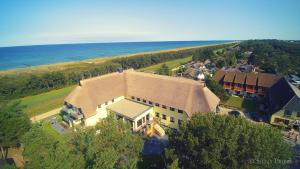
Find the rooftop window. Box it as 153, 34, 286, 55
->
143, 99, 147, 103
131, 96, 135, 99
170, 107, 175, 111
137, 98, 141, 101
155, 103, 160, 107
162, 105, 167, 109
149, 101, 153, 105
178, 109, 183, 114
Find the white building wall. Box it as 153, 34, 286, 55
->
85, 96, 125, 126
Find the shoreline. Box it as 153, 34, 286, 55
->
0, 41, 237, 76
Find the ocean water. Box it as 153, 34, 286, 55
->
0, 41, 231, 71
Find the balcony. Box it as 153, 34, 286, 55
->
246, 87, 256, 93
234, 86, 244, 91
61, 105, 83, 120
223, 84, 232, 89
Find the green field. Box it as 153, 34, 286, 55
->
19, 86, 75, 117
138, 56, 192, 73
222, 96, 258, 112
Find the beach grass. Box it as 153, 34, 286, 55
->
19, 86, 75, 117
139, 56, 192, 73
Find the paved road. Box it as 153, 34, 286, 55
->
30, 108, 61, 122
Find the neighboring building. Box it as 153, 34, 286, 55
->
63, 69, 220, 131
269, 78, 300, 130
233, 72, 247, 95
212, 70, 280, 97
245, 73, 258, 97
257, 73, 280, 97
222, 71, 236, 91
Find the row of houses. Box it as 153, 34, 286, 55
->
212, 70, 280, 97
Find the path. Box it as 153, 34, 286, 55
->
30, 108, 61, 122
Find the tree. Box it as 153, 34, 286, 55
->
0, 101, 31, 160
205, 77, 229, 102
158, 64, 171, 76
167, 114, 292, 169
70, 115, 143, 169
22, 124, 85, 169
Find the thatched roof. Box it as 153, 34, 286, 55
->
65, 69, 220, 118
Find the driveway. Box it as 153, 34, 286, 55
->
30, 108, 61, 122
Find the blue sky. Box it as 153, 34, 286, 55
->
0, 0, 300, 47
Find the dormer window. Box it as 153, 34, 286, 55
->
178, 109, 183, 114
112, 99, 114, 103
105, 102, 108, 105
98, 105, 101, 108
137, 98, 141, 101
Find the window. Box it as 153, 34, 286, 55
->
149, 101, 153, 105
137, 98, 141, 101
98, 105, 101, 108
131, 96, 135, 99
170, 107, 175, 111
105, 102, 108, 105
162, 114, 166, 120
162, 105, 167, 109
137, 119, 142, 127
112, 99, 114, 103
178, 119, 183, 125
155, 103, 160, 107
170, 117, 175, 123
284, 110, 292, 117
178, 109, 183, 114
146, 114, 150, 120
143, 99, 147, 103
155, 112, 160, 117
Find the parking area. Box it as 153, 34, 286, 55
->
48, 116, 69, 134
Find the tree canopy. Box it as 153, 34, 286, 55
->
167, 114, 292, 169
158, 64, 171, 76
205, 77, 229, 102
0, 101, 31, 159
21, 116, 143, 169
22, 124, 85, 169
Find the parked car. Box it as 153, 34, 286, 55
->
228, 111, 241, 117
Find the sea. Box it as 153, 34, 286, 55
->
0, 41, 232, 71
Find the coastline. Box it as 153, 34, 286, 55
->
0, 41, 237, 76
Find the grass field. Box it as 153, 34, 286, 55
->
41, 122, 67, 143
139, 56, 192, 73
19, 86, 75, 117
222, 96, 258, 112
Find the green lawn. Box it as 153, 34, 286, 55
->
222, 96, 258, 112
138, 56, 192, 73
41, 122, 67, 143
19, 86, 75, 117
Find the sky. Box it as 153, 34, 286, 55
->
0, 0, 300, 47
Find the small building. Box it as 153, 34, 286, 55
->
269, 78, 300, 130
